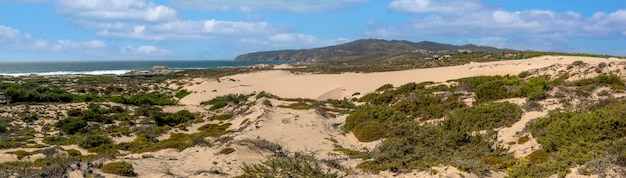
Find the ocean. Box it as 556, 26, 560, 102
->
0, 60, 287, 76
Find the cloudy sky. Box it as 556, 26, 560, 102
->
1, 0, 626, 61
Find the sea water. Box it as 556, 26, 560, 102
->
0, 60, 287, 76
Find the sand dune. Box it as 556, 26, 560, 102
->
181, 56, 622, 105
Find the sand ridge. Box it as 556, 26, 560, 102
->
181, 56, 622, 105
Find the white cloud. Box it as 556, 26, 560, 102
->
373, 0, 626, 51
388, 0, 485, 14
0, 25, 31, 43
0, 25, 105, 52
168, 0, 369, 13
30, 39, 106, 51
57, 0, 176, 22
269, 33, 318, 44
121, 45, 172, 56
97, 19, 274, 41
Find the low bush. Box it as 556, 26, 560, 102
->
443, 102, 523, 132
79, 135, 113, 149
56, 118, 87, 135
209, 114, 233, 121
352, 121, 386, 142
201, 94, 251, 110
219, 147, 235, 155
66, 149, 81, 157
238, 153, 342, 178
175, 89, 191, 99
375, 84, 393, 92
153, 110, 196, 127
527, 150, 549, 164
102, 162, 137, 176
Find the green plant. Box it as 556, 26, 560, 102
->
56, 118, 87, 135
238, 153, 342, 178
518, 71, 530, 78
219, 147, 235, 155
209, 114, 233, 121
518, 136, 530, 144
375, 84, 393, 92
201, 94, 251, 110
11, 150, 35, 160
527, 150, 549, 164
79, 135, 113, 149
175, 89, 191, 99
66, 149, 81, 157
351, 121, 386, 142
262, 99, 273, 107
102, 162, 137, 176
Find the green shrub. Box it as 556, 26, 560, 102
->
102, 162, 137, 176
525, 99, 626, 176
239, 153, 342, 178
201, 94, 251, 110
352, 121, 386, 142
219, 147, 235, 155
262, 99, 273, 107
518, 71, 530, 78
482, 156, 506, 169
375, 84, 393, 92
153, 110, 196, 126
443, 102, 523, 132
11, 150, 35, 160
66, 149, 81, 157
209, 114, 233, 121
344, 104, 406, 131
518, 136, 530, 144
0, 125, 7, 133
527, 150, 549, 164
21, 114, 38, 123
56, 118, 87, 135
571, 74, 624, 88
198, 123, 232, 137
79, 135, 113, 149
112, 92, 177, 106
175, 89, 191, 99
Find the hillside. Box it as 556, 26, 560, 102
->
234, 39, 512, 62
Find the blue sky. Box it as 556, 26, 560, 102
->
1, 0, 626, 61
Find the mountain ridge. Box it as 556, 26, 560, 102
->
235, 39, 514, 62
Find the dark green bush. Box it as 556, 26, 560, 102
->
522, 99, 626, 177
175, 89, 191, 99
209, 114, 233, 121
527, 150, 549, 164
21, 114, 38, 123
344, 104, 406, 131
79, 135, 113, 149
375, 84, 393, 92
153, 110, 196, 127
352, 121, 386, 142
112, 92, 177, 106
571, 74, 624, 88
518, 71, 530, 78
0, 125, 6, 133
201, 94, 251, 110
219, 147, 235, 155
102, 162, 136, 176
239, 153, 341, 178
443, 102, 523, 132
56, 118, 87, 135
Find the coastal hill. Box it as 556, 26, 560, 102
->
234, 39, 512, 62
